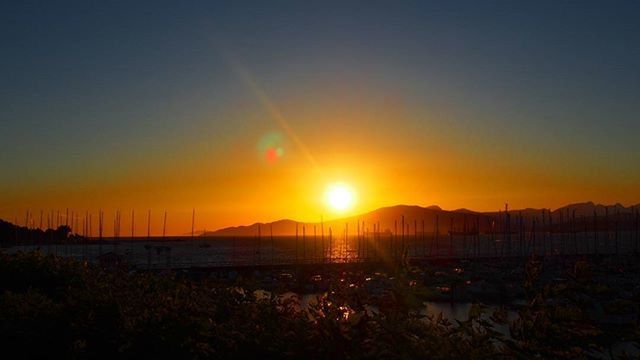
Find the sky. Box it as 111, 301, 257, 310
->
1, 1, 639, 235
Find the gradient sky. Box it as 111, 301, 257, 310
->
1, 1, 639, 235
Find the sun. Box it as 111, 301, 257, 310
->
325, 182, 356, 212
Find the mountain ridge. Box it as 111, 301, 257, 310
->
205, 202, 640, 237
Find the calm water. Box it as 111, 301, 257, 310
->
8, 231, 639, 268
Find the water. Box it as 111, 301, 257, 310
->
7, 230, 639, 269
261, 291, 518, 337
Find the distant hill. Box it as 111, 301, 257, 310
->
554, 202, 633, 218
204, 202, 640, 237
204, 204, 472, 237
205, 219, 301, 237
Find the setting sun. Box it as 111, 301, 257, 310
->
325, 182, 356, 212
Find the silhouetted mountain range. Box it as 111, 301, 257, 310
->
1, 202, 637, 242
204, 202, 640, 237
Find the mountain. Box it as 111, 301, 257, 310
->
205, 219, 300, 237
203, 202, 640, 237
553, 202, 635, 218
205, 205, 485, 237
204, 204, 473, 237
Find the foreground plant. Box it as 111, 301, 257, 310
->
0, 251, 637, 359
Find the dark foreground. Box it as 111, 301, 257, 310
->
1, 251, 639, 359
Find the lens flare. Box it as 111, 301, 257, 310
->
257, 131, 285, 164
265, 147, 284, 163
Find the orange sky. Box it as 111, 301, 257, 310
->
2, 86, 638, 236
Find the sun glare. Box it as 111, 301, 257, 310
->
325, 182, 356, 212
